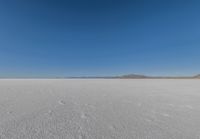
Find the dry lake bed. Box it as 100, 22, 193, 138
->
0, 79, 200, 139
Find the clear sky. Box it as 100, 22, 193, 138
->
0, 0, 200, 77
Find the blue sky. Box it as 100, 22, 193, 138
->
0, 0, 200, 77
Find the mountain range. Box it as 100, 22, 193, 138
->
68, 74, 200, 79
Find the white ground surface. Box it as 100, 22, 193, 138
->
0, 79, 200, 139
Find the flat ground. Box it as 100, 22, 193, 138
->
0, 79, 200, 139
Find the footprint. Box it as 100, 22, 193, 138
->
77, 126, 83, 132
58, 100, 66, 105
167, 104, 175, 107
145, 118, 153, 123
84, 104, 96, 109
48, 110, 53, 116
80, 113, 88, 119
137, 103, 142, 107
185, 105, 193, 109
161, 113, 170, 117
78, 134, 86, 139
109, 125, 117, 131
7, 111, 13, 114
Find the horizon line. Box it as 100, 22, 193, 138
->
0, 73, 199, 79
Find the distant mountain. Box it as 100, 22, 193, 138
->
66, 74, 200, 79
194, 74, 200, 78
118, 74, 148, 79
118, 74, 200, 79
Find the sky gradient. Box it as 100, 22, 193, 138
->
0, 0, 200, 77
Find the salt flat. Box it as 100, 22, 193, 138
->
0, 79, 200, 139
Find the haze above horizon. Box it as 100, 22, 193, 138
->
1, 0, 200, 77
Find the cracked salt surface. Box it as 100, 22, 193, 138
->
0, 79, 200, 139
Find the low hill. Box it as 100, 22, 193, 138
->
194, 74, 200, 78
118, 74, 148, 79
